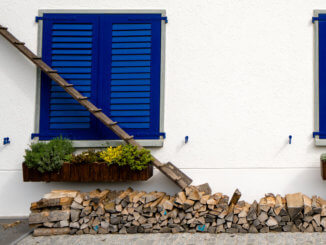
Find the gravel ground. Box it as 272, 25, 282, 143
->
0, 218, 31, 245
17, 232, 326, 245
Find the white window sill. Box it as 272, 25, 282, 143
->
39, 139, 164, 148
315, 138, 326, 146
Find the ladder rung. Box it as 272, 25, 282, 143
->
77, 96, 88, 100
14, 41, 25, 45
109, 121, 118, 126
90, 109, 102, 113
33, 57, 42, 60
63, 84, 74, 87
124, 135, 134, 141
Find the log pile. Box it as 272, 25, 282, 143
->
29, 187, 326, 236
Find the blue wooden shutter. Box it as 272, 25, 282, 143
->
39, 14, 100, 140
98, 14, 162, 139
39, 13, 163, 140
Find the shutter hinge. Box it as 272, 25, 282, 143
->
35, 16, 77, 23
312, 131, 326, 138
3, 137, 10, 145
159, 132, 166, 139
31, 133, 39, 139
312, 17, 319, 23
35, 16, 43, 23
162, 17, 168, 23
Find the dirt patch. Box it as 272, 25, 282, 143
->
2, 220, 22, 229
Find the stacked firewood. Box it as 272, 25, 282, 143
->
29, 187, 326, 236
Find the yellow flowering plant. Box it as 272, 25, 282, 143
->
99, 144, 152, 171
99, 145, 123, 165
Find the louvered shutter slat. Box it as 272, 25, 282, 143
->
39, 14, 99, 139
50, 22, 93, 130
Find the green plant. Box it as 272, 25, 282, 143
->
24, 137, 74, 173
69, 149, 103, 164
100, 144, 152, 171
321, 153, 326, 161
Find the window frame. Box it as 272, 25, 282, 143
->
314, 10, 326, 146
34, 9, 166, 147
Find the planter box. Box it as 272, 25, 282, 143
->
321, 159, 326, 180
22, 162, 153, 182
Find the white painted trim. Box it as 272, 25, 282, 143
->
314, 10, 321, 144
42, 139, 164, 148
34, 18, 43, 135
160, 14, 166, 133
38, 9, 166, 15
314, 138, 326, 146
35, 9, 166, 147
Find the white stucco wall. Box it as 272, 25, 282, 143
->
1, 0, 326, 217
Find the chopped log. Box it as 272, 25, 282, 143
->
27, 188, 326, 235
303, 195, 313, 216
162, 199, 173, 211
186, 187, 200, 201
228, 189, 241, 214
31, 197, 73, 210
286, 193, 303, 220
115, 187, 133, 204
43, 190, 79, 199
90, 189, 109, 203
247, 201, 258, 221
132, 191, 146, 203
312, 196, 322, 214
175, 191, 187, 205
126, 191, 139, 203
274, 194, 287, 216
195, 183, 212, 195
33, 228, 70, 236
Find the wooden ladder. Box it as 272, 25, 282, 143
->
0, 24, 193, 189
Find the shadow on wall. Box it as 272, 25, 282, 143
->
0, 37, 36, 101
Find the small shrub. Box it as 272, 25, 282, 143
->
321, 153, 326, 161
24, 137, 74, 173
99, 145, 123, 165
100, 144, 152, 171
69, 149, 103, 164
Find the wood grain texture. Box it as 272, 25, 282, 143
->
22, 162, 153, 182
321, 160, 326, 180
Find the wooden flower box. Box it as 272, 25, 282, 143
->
321, 159, 326, 180
22, 162, 153, 182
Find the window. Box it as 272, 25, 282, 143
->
314, 11, 326, 145
35, 11, 166, 146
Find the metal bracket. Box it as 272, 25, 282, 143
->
3, 137, 10, 145
312, 131, 326, 138
312, 16, 326, 23
185, 136, 189, 144
159, 132, 166, 139
161, 17, 168, 23
31, 133, 40, 139
35, 16, 43, 23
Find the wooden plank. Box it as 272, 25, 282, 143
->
33, 228, 70, 236
228, 189, 241, 213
